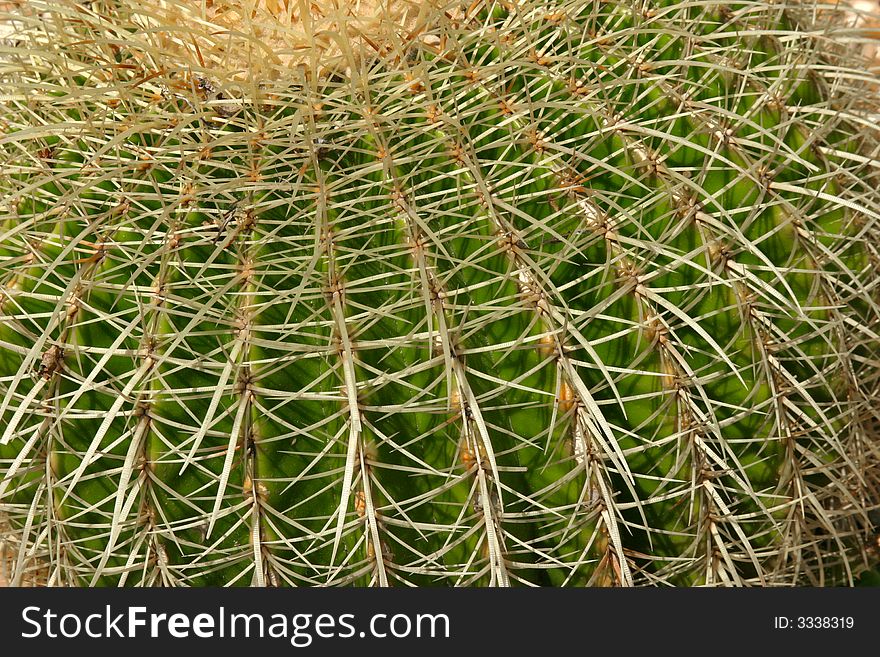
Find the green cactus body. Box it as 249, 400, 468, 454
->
1, 0, 879, 586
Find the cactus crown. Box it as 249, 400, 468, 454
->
139, 0, 432, 78
1, 0, 879, 587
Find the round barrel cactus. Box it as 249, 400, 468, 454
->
1, 0, 879, 587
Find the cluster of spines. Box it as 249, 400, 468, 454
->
0, 0, 878, 586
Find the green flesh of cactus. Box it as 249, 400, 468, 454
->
1, 0, 879, 587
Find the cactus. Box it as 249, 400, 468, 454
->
1, 0, 879, 587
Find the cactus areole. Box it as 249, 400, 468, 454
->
0, 0, 879, 587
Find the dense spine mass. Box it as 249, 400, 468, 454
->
1, 0, 879, 586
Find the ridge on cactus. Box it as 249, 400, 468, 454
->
0, 0, 879, 587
